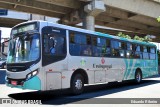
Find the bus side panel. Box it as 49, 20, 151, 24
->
61, 71, 73, 89
144, 59, 158, 78
43, 58, 68, 90
46, 72, 61, 90
123, 59, 158, 80
68, 56, 126, 84
123, 59, 139, 80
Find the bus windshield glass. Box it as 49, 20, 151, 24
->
7, 33, 40, 63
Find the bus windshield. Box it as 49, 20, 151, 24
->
7, 33, 40, 63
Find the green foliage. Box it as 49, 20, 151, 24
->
133, 35, 140, 40
133, 35, 152, 42
143, 36, 152, 42
117, 32, 152, 42
157, 16, 160, 22
117, 32, 131, 39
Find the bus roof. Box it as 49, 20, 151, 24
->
13, 20, 156, 47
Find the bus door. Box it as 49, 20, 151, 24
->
42, 26, 67, 90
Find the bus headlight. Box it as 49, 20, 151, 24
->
32, 70, 38, 76
26, 69, 39, 80
27, 74, 32, 79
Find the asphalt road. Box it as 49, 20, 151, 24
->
0, 69, 160, 107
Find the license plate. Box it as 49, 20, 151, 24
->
11, 81, 17, 86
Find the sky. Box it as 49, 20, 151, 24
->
0, 27, 11, 38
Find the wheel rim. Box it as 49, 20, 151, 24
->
136, 72, 141, 82
75, 79, 82, 90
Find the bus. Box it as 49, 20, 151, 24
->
5, 20, 158, 94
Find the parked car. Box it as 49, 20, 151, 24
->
0, 58, 6, 69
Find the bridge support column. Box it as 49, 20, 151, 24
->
83, 0, 106, 31
83, 15, 95, 31
58, 0, 106, 31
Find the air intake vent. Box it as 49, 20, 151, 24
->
7, 64, 29, 72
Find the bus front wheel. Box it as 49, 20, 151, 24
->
71, 74, 84, 95
135, 71, 142, 83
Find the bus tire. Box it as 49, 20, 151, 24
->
71, 74, 84, 95
135, 70, 142, 83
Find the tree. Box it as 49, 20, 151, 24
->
157, 16, 160, 22
117, 32, 131, 39
117, 32, 152, 42
143, 36, 152, 42
133, 35, 140, 40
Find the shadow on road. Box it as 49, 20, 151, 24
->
8, 76, 160, 105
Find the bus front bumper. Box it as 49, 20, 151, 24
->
6, 76, 41, 90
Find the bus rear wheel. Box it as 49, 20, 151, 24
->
71, 74, 84, 95
135, 71, 142, 83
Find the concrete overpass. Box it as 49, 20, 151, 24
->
0, 0, 159, 41
0, 10, 59, 27
0, 10, 28, 27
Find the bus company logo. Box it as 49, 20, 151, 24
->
101, 58, 105, 64
80, 58, 86, 66
11, 69, 17, 72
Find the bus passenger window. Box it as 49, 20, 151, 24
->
149, 47, 156, 60
143, 46, 149, 59
150, 47, 155, 53
120, 42, 126, 49
134, 45, 142, 59
119, 50, 125, 57
105, 48, 111, 57
74, 33, 86, 44
126, 51, 131, 58
70, 33, 75, 43
81, 45, 92, 56
126, 51, 134, 58
92, 37, 97, 46
111, 40, 125, 58
92, 46, 100, 57
126, 43, 134, 58
112, 49, 120, 57
86, 35, 91, 45
150, 53, 156, 60
135, 52, 142, 59
104, 39, 111, 57
127, 43, 132, 50
69, 32, 80, 56
111, 40, 119, 49
81, 35, 92, 56
135, 45, 140, 52
143, 46, 147, 52
106, 39, 110, 47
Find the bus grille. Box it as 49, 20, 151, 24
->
7, 65, 28, 72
